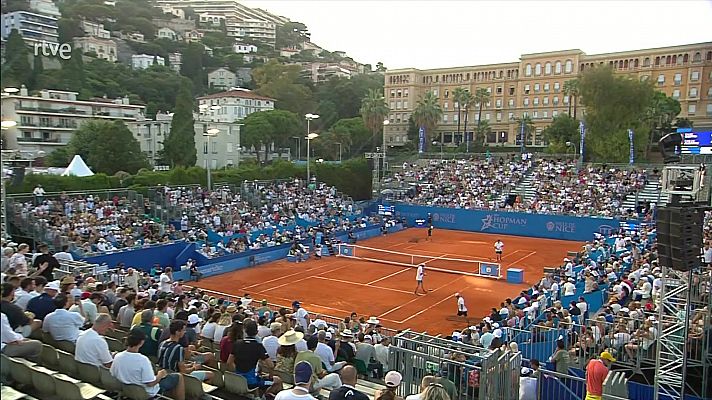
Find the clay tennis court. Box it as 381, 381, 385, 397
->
192, 228, 583, 334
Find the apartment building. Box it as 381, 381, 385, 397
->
384, 42, 712, 147
73, 36, 117, 62
1, 11, 58, 44
196, 88, 274, 123
208, 67, 237, 89
29, 0, 61, 18
194, 120, 244, 169
80, 20, 111, 39
1, 86, 145, 154
132, 54, 165, 69
127, 112, 173, 165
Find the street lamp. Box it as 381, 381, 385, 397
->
565, 141, 577, 160
335, 142, 342, 163
306, 132, 319, 184
204, 128, 219, 190
305, 113, 319, 182
433, 140, 443, 160
292, 136, 301, 161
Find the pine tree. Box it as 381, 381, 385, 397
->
163, 83, 197, 167
29, 54, 44, 90
60, 48, 85, 92
1, 30, 31, 88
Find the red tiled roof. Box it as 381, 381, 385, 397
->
197, 90, 275, 102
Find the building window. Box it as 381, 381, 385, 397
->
691, 71, 700, 81
532, 111, 538, 119
553, 110, 558, 118
509, 87, 515, 95
544, 62, 552, 75
707, 103, 712, 116
453, 114, 458, 122
444, 90, 449, 98
690, 88, 698, 98
390, 101, 395, 109
433, 89, 438, 96
543, 111, 548, 118
404, 89, 409, 97
525, 64, 532, 76
563, 95, 569, 104
496, 112, 502, 121
496, 86, 503, 94
523, 98, 530, 106
674, 73, 682, 85
227, 143, 233, 153
672, 89, 680, 99
708, 87, 712, 98
693, 52, 702, 63
555, 61, 562, 74
397, 90, 402, 97
443, 101, 448, 110
508, 99, 514, 107
443, 114, 448, 122
688, 104, 696, 114
657, 74, 665, 85
524, 84, 530, 94
396, 101, 401, 109
535, 63, 542, 75
554, 82, 560, 92
485, 113, 490, 120
543, 97, 549, 105
533, 98, 539, 106
553, 96, 559, 105
508, 112, 514, 120
534, 83, 540, 92
403, 101, 408, 109
564, 60, 573, 73
203, 142, 208, 154
544, 83, 550, 92
495, 99, 502, 108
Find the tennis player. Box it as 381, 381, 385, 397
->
494, 239, 504, 261
455, 293, 468, 317
414, 263, 427, 295
427, 225, 433, 241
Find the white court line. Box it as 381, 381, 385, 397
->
366, 267, 411, 285
500, 249, 523, 260
313, 276, 416, 295
262, 264, 351, 292
395, 284, 469, 324
242, 260, 338, 289
379, 275, 463, 317
505, 251, 537, 268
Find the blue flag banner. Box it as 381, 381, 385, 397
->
628, 129, 635, 165
418, 127, 425, 153
579, 121, 586, 164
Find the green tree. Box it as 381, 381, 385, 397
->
329, 117, 371, 157
542, 114, 580, 149
473, 88, 491, 148
241, 112, 275, 163
315, 74, 384, 122
162, 83, 197, 167
1, 30, 31, 88
452, 87, 468, 142
58, 18, 85, 43
316, 99, 339, 130
252, 61, 315, 115
181, 42, 205, 94
474, 120, 491, 149
66, 120, 149, 174
375, 62, 386, 72
412, 91, 442, 146
578, 66, 655, 162
241, 110, 302, 162
29, 54, 45, 91
59, 47, 85, 92
360, 89, 389, 150
514, 116, 535, 150
44, 147, 72, 167
275, 22, 309, 49
643, 91, 681, 158
563, 79, 580, 118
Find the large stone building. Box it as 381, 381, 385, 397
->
0, 86, 145, 155
383, 42, 712, 147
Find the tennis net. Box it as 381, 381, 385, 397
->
335, 243, 501, 279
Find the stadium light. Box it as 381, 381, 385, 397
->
204, 128, 220, 191
305, 114, 320, 183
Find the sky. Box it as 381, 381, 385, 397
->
243, 0, 712, 70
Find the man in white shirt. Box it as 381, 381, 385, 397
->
455, 293, 468, 317
14, 277, 36, 310
53, 245, 74, 262
1, 313, 42, 361
290, 301, 310, 330
75, 313, 113, 367
414, 264, 426, 295
159, 268, 173, 293
494, 240, 504, 261
315, 331, 344, 373
519, 367, 537, 400
70, 292, 103, 324
263, 322, 281, 360
43, 294, 85, 343
563, 278, 576, 297
111, 328, 184, 400
373, 337, 390, 373
704, 244, 712, 267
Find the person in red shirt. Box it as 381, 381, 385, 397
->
585, 351, 616, 400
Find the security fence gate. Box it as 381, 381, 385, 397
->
389, 331, 522, 400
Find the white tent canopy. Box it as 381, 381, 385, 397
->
61, 155, 94, 177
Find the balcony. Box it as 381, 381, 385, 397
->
17, 137, 63, 143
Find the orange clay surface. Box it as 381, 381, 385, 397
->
192, 228, 583, 334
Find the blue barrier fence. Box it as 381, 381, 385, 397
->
83, 241, 189, 271
378, 204, 621, 242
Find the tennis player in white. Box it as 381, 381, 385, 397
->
414, 263, 427, 295
494, 239, 504, 261
455, 293, 468, 317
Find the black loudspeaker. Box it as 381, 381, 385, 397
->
657, 206, 705, 271
658, 132, 682, 164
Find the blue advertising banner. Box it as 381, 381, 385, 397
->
628, 128, 635, 165
418, 127, 425, 154
389, 204, 619, 242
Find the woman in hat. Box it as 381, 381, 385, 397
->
275, 329, 304, 382
374, 371, 404, 400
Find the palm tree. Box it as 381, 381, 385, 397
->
360, 89, 389, 151
412, 91, 443, 148
473, 88, 491, 149
460, 90, 474, 151
453, 87, 469, 144
475, 119, 491, 148
563, 79, 580, 118
515, 115, 535, 151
